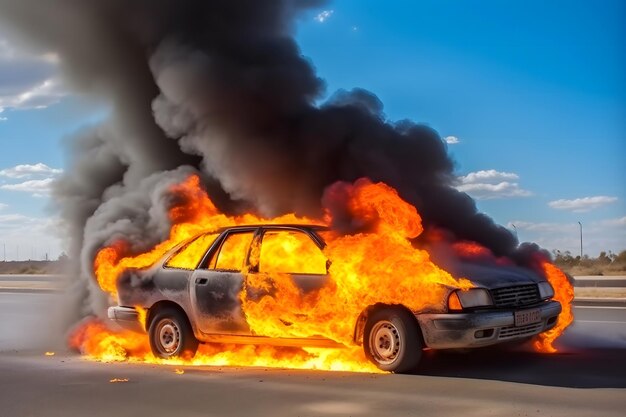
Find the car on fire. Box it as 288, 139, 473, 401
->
108, 224, 562, 373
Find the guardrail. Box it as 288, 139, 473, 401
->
573, 276, 626, 288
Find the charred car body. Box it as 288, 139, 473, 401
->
108, 224, 561, 373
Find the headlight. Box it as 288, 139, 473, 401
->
448, 288, 493, 311
537, 281, 554, 299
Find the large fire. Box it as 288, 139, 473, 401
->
71, 174, 573, 371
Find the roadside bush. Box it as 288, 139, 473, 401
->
553, 250, 626, 275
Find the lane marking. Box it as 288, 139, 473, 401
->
575, 320, 626, 324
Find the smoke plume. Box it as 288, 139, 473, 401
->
0, 0, 520, 315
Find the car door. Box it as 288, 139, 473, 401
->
246, 228, 329, 313
190, 229, 256, 335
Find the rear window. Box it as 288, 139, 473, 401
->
259, 230, 327, 275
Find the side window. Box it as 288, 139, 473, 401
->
259, 230, 327, 275
165, 233, 218, 270
207, 232, 254, 272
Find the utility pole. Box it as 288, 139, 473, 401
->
578, 221, 583, 258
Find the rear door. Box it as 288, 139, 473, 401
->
246, 228, 329, 312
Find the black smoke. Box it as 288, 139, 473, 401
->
0, 0, 521, 312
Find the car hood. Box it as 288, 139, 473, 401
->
447, 262, 544, 290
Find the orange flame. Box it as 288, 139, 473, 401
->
453, 241, 494, 258
452, 241, 514, 266
533, 261, 574, 353
69, 318, 381, 372
240, 180, 473, 345
109, 378, 129, 383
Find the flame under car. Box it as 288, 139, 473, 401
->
108, 224, 561, 373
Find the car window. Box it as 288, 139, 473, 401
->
259, 230, 327, 275
165, 233, 218, 270
207, 232, 255, 272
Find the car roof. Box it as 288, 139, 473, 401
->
217, 224, 329, 232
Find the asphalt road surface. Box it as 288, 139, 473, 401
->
1, 291, 625, 417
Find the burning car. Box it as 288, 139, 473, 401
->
108, 223, 562, 373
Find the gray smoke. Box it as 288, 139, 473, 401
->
0, 0, 522, 318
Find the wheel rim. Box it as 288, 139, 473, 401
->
156, 319, 180, 355
368, 320, 401, 365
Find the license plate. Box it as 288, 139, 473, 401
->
514, 308, 541, 327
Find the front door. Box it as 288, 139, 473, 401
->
191, 231, 256, 335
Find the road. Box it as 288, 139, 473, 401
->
1, 291, 625, 416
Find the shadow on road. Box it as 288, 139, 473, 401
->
416, 346, 626, 388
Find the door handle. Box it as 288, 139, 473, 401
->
195, 278, 208, 285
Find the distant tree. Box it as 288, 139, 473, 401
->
597, 251, 611, 265
615, 250, 626, 265
607, 250, 617, 262
552, 248, 626, 275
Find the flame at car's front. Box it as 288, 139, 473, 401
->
533, 262, 574, 353
71, 174, 573, 371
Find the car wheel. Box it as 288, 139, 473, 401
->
363, 307, 422, 373
148, 307, 198, 360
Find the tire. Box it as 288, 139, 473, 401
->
148, 307, 199, 360
363, 307, 423, 373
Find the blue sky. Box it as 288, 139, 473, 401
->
0, 0, 624, 260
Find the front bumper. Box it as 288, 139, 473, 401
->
417, 300, 562, 349
107, 306, 144, 332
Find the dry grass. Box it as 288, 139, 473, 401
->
566, 265, 626, 276
575, 287, 626, 299
0, 260, 67, 275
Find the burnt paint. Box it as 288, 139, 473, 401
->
190, 269, 250, 334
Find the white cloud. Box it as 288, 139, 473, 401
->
315, 10, 334, 23
2, 78, 65, 110
456, 169, 532, 200
459, 169, 518, 183
0, 213, 30, 225
0, 178, 56, 196
444, 135, 460, 145
599, 216, 626, 227
0, 163, 62, 179
0, 202, 7, 210
0, 38, 65, 117
548, 196, 618, 213
0, 213, 64, 260
0, 163, 62, 197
